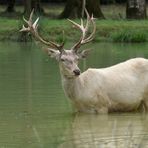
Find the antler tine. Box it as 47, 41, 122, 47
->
32, 17, 39, 29
29, 9, 34, 24
23, 16, 29, 25
19, 24, 29, 32
68, 9, 96, 52
80, 18, 86, 38
20, 9, 65, 52
67, 19, 84, 51
22, 9, 34, 27
81, 14, 96, 44
84, 8, 91, 32
67, 19, 81, 29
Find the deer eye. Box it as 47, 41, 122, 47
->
61, 58, 65, 62
77, 57, 80, 60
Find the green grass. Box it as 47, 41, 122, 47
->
0, 4, 148, 42
1, 16, 148, 42
97, 20, 148, 42
38, 19, 148, 43
110, 29, 147, 42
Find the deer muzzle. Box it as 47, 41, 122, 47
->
73, 69, 81, 76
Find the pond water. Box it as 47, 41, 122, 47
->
0, 42, 148, 147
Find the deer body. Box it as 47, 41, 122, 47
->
61, 58, 148, 113
21, 9, 148, 113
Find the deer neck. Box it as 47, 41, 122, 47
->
60, 73, 81, 100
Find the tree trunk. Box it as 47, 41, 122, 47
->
23, 0, 31, 17
24, 0, 44, 17
6, 0, 15, 12
86, 0, 104, 18
31, 0, 44, 14
60, 0, 104, 19
59, 0, 81, 18
126, 0, 146, 19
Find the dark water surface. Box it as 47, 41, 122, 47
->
0, 42, 148, 148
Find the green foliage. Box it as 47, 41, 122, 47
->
95, 19, 148, 42
110, 29, 147, 42
1, 17, 148, 43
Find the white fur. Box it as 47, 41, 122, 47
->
61, 58, 148, 113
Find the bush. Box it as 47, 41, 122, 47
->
110, 29, 147, 42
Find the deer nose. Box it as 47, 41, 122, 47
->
73, 69, 81, 76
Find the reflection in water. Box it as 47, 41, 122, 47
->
0, 42, 148, 147
60, 113, 148, 148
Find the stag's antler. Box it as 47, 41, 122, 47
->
20, 9, 64, 51
68, 9, 96, 53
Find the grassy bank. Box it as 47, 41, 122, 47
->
1, 16, 148, 43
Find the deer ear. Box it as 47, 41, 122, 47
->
78, 49, 91, 59
43, 48, 60, 59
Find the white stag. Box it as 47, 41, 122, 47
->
20, 10, 148, 113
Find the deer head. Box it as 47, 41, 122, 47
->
20, 9, 96, 78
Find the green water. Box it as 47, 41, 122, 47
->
0, 42, 148, 148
